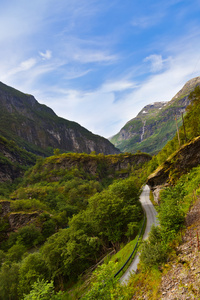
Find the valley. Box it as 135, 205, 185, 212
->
0, 78, 200, 299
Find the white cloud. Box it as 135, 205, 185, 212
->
0, 0, 200, 140
101, 80, 136, 93
39, 50, 52, 60
73, 50, 118, 64
44, 41, 200, 138
1, 58, 37, 80
20, 58, 37, 71
144, 54, 166, 72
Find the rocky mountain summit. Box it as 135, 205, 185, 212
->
110, 76, 200, 154
0, 81, 120, 156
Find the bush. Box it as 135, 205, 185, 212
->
140, 240, 167, 269
140, 226, 167, 269
0, 262, 20, 300
18, 252, 49, 297
81, 261, 125, 300
17, 224, 43, 248
23, 279, 63, 300
6, 243, 26, 262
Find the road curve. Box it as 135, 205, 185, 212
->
120, 185, 159, 284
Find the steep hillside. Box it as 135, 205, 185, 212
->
147, 136, 200, 202
0, 151, 151, 242
160, 197, 200, 299
0, 136, 36, 183
0, 150, 150, 298
0, 82, 120, 156
110, 76, 200, 154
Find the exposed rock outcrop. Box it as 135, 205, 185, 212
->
147, 136, 200, 200
0, 200, 11, 216
8, 212, 39, 230
30, 152, 152, 182
0, 200, 39, 236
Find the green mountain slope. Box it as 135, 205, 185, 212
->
0, 82, 120, 156
0, 136, 36, 182
110, 76, 200, 155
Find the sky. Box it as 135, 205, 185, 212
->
1, 0, 200, 138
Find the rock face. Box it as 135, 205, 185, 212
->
0, 81, 120, 156
0, 200, 39, 238
147, 136, 200, 201
8, 212, 39, 230
110, 76, 200, 154
31, 152, 152, 181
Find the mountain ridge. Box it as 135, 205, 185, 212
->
0, 81, 120, 156
110, 76, 200, 154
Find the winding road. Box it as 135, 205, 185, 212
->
120, 185, 159, 284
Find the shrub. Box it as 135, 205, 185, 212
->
17, 224, 43, 248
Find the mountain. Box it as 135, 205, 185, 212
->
147, 136, 200, 202
110, 76, 200, 155
0, 82, 120, 156
0, 136, 36, 183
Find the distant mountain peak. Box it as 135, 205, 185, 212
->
172, 76, 200, 101
110, 76, 200, 155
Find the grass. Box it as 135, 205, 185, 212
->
62, 217, 146, 299
126, 266, 162, 299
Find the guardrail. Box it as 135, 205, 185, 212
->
114, 215, 146, 278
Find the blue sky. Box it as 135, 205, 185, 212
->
1, 0, 200, 138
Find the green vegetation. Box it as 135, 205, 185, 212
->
126, 163, 200, 298
110, 81, 199, 155
0, 81, 120, 156
0, 150, 148, 299
146, 85, 200, 170
1, 83, 200, 299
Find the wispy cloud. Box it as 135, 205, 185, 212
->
144, 54, 167, 72
0, 0, 200, 139
39, 50, 52, 60
73, 51, 118, 64
131, 14, 164, 29
1, 58, 37, 80
40, 34, 200, 138
101, 80, 137, 93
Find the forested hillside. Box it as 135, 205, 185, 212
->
0, 151, 150, 299
110, 76, 200, 154
1, 83, 200, 299
121, 85, 200, 299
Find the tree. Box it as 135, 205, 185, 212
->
17, 224, 43, 248
87, 178, 142, 249
81, 261, 125, 300
0, 262, 20, 300
185, 86, 200, 139
41, 229, 70, 287
18, 252, 49, 297
23, 279, 63, 300
53, 149, 60, 156
6, 243, 26, 262
158, 187, 185, 242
